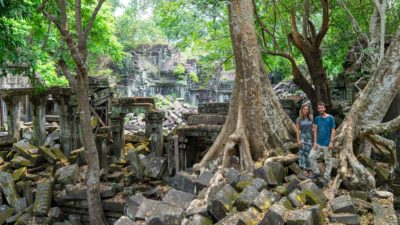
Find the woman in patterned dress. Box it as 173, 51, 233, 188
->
295, 104, 313, 175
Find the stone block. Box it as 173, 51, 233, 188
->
169, 171, 197, 194
233, 186, 259, 211
10, 155, 34, 168
330, 195, 356, 214
142, 156, 167, 179
254, 165, 278, 186
350, 190, 368, 201
226, 168, 240, 186
285, 176, 300, 195
329, 213, 360, 225
187, 214, 213, 225
372, 199, 398, 225
33, 178, 52, 216
44, 129, 60, 147
258, 203, 288, 225
14, 197, 27, 213
208, 184, 239, 221
288, 163, 303, 175
0, 204, 14, 224
252, 189, 279, 212
250, 178, 267, 192
22, 180, 33, 206
12, 166, 27, 181
286, 209, 313, 225
54, 164, 79, 185
375, 165, 390, 187
38, 145, 58, 164
114, 216, 137, 225
6, 205, 31, 224
215, 208, 260, 225
305, 205, 324, 225
14, 213, 30, 225
279, 196, 295, 210
266, 162, 285, 184
162, 189, 195, 209
124, 195, 145, 219
235, 172, 254, 191
0, 171, 20, 206
127, 151, 144, 180
62, 183, 119, 200
48, 207, 61, 219
13, 140, 43, 164
126, 194, 180, 223
288, 189, 304, 208
299, 180, 326, 206
196, 170, 214, 192
134, 197, 183, 224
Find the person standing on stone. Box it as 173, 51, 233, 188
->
308, 101, 336, 186
295, 104, 313, 176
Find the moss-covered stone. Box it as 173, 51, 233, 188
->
38, 146, 58, 164
208, 184, 239, 221
0, 171, 20, 206
13, 140, 43, 164
12, 167, 27, 181
252, 189, 279, 213
0, 205, 14, 224
33, 178, 52, 216
375, 165, 389, 187
298, 190, 325, 207
10, 155, 34, 168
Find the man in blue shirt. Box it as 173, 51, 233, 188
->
308, 102, 336, 186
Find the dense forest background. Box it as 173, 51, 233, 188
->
1, 0, 400, 89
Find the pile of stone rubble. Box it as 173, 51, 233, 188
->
273, 81, 306, 99
124, 95, 196, 134
120, 154, 398, 225
0, 135, 173, 225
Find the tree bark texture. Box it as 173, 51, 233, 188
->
40, 0, 108, 224
333, 27, 400, 190
195, 0, 295, 172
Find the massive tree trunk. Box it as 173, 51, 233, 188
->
194, 0, 295, 172
332, 27, 400, 192
40, 0, 108, 224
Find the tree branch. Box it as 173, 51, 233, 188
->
75, 0, 84, 43
314, 0, 329, 47
39, 0, 63, 33
336, 0, 369, 44
58, 0, 68, 33
58, 58, 77, 88
365, 134, 396, 166
84, 0, 106, 40
253, 0, 279, 48
263, 50, 315, 101
361, 115, 400, 135
302, 0, 309, 38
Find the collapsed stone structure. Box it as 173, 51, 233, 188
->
115, 44, 237, 105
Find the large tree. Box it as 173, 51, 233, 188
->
194, 0, 296, 171
39, 0, 108, 224
254, 0, 332, 112
331, 27, 400, 192
195, 0, 400, 199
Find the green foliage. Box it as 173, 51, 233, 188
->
36, 60, 68, 86
154, 0, 234, 76
173, 63, 186, 80
0, 0, 123, 88
189, 72, 199, 83
116, 0, 167, 50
